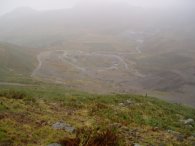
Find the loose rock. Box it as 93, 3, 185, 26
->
52, 122, 75, 133
134, 143, 142, 146
119, 103, 125, 106
184, 118, 194, 125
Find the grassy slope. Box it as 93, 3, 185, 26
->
0, 85, 194, 146
0, 42, 36, 83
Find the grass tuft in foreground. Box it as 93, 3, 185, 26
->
60, 128, 118, 146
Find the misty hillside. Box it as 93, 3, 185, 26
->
0, 3, 195, 106
0, 0, 195, 146
0, 3, 194, 47
0, 42, 36, 82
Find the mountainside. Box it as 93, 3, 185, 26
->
0, 5, 194, 106
0, 1, 195, 146
0, 4, 194, 47
0, 42, 36, 82
0, 85, 194, 146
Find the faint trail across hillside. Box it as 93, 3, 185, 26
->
31, 51, 51, 77
0, 82, 36, 87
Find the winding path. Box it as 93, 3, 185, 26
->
31, 36, 144, 79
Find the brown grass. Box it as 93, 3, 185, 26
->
86, 130, 118, 146
59, 129, 119, 146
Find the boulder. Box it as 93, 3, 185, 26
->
52, 122, 75, 133
184, 118, 194, 125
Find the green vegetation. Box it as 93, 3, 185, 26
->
0, 85, 194, 145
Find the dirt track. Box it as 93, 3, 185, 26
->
0, 82, 35, 87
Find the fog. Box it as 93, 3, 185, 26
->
0, 2, 195, 146
0, 0, 194, 15
0, 0, 76, 14
0, 0, 195, 106
0, 0, 194, 46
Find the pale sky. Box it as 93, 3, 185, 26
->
0, 0, 194, 15
0, 0, 77, 14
